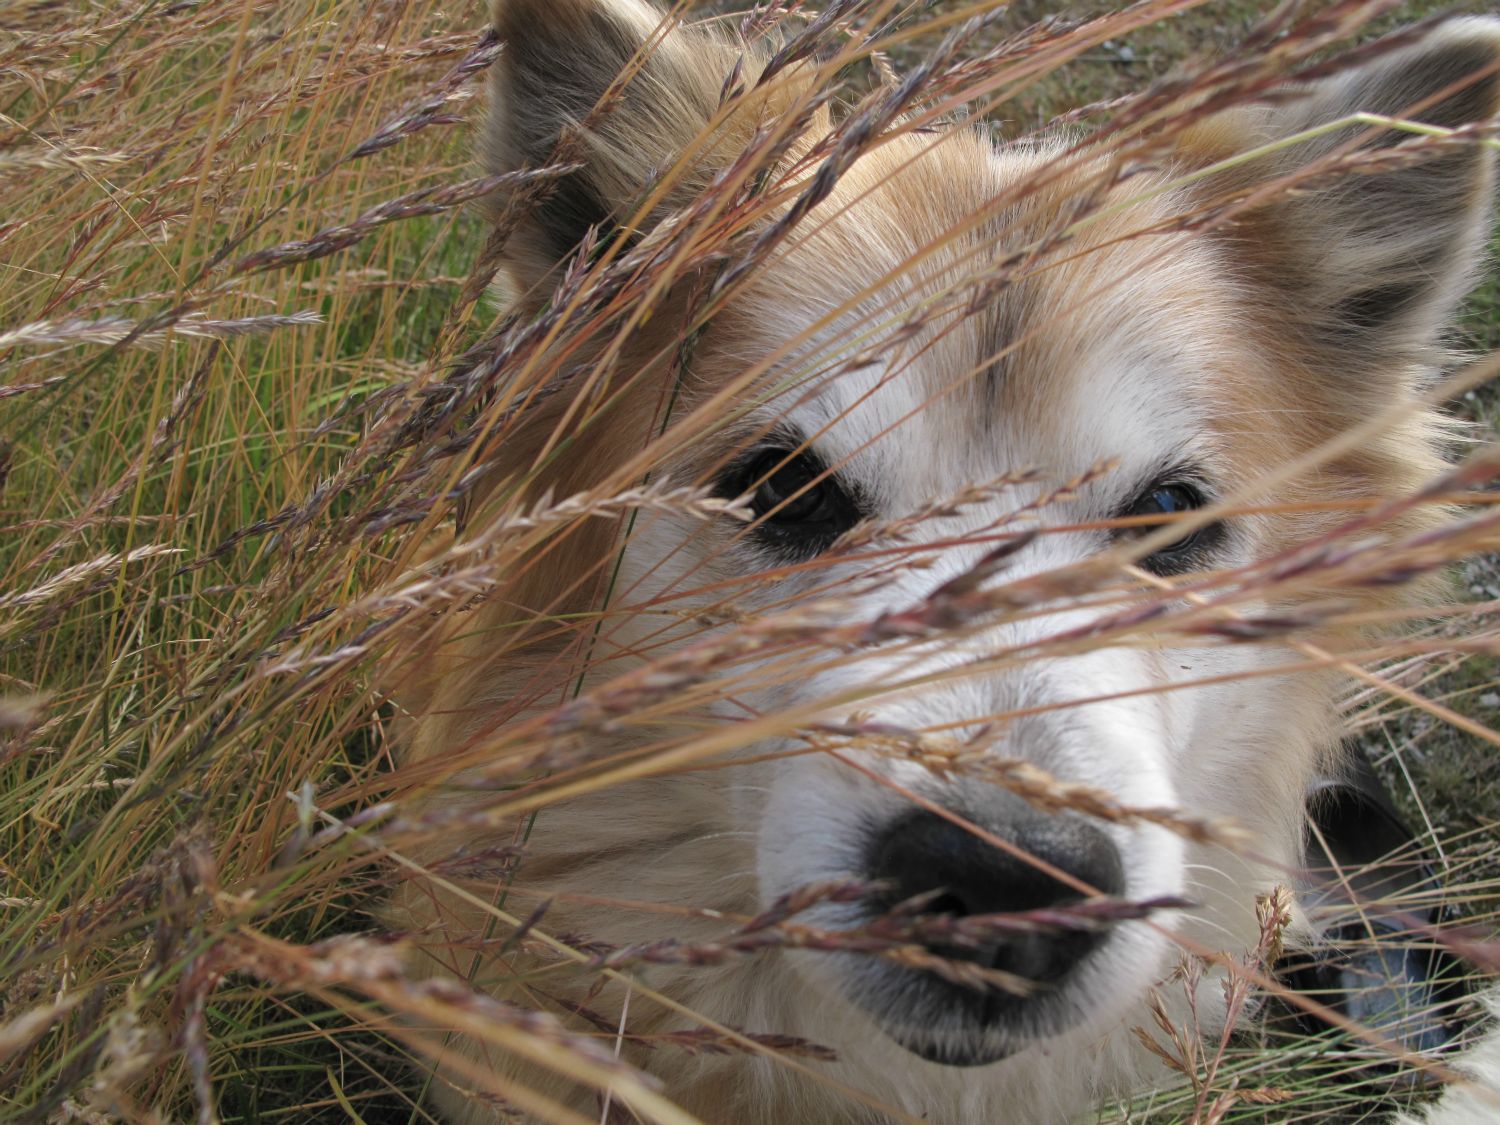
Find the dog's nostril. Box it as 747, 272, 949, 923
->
866, 810, 1125, 985
923, 891, 969, 918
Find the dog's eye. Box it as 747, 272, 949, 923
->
724, 448, 862, 559
1120, 481, 1223, 575
749, 452, 828, 522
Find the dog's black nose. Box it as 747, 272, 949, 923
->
866, 809, 1124, 985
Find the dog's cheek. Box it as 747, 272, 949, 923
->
607, 516, 739, 656
756, 751, 885, 899
1166, 641, 1334, 855
1044, 649, 1190, 903
1157, 642, 1336, 970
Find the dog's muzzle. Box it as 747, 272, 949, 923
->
855, 803, 1125, 1065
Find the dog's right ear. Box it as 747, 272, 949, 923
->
485, 0, 779, 294
1175, 19, 1500, 381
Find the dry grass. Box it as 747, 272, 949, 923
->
3, 0, 1500, 1122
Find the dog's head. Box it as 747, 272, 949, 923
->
448, 0, 1500, 1084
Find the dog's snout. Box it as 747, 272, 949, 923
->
867, 810, 1124, 984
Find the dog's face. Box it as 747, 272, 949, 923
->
606, 140, 1293, 1065
412, 0, 1500, 1112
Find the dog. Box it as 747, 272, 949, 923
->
386, 2, 1500, 1121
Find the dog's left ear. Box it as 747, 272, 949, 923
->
483, 0, 813, 300
1180, 18, 1500, 372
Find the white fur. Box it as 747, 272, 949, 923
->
1395, 998, 1500, 1125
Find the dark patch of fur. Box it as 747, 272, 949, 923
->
487, 0, 731, 261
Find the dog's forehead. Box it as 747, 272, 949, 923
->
725, 130, 1247, 499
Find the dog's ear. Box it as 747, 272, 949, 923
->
485, 0, 780, 293
1180, 18, 1500, 373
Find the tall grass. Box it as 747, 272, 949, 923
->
2, 0, 1499, 1122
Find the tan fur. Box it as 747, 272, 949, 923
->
386, 6, 1500, 1122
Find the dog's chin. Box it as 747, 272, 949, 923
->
874, 1005, 1068, 1069
848, 965, 1091, 1071
887, 1031, 1019, 1068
